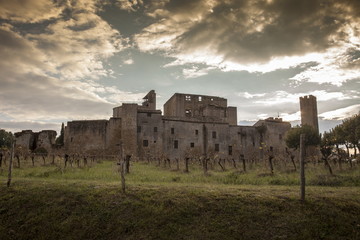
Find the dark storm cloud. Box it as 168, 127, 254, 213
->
136, 0, 360, 65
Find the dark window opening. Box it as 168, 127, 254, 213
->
190, 142, 195, 148
212, 131, 217, 139
174, 140, 178, 149
154, 141, 157, 143
143, 140, 148, 147
147, 113, 151, 117
171, 128, 175, 134
215, 144, 219, 152
195, 130, 199, 135
228, 146, 233, 156
279, 134, 282, 140
154, 127, 158, 132
137, 126, 141, 133
70, 137, 73, 142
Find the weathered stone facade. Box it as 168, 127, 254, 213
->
300, 95, 319, 133
64, 90, 291, 161
15, 130, 56, 153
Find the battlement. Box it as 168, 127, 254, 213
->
300, 95, 317, 101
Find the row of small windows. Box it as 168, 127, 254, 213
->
139, 127, 216, 138
186, 95, 214, 102
142, 140, 232, 155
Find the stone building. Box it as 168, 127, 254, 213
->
300, 95, 319, 133
15, 130, 57, 153
64, 90, 291, 160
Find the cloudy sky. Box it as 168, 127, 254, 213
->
0, 0, 359, 135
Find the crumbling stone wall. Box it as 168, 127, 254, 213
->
15, 130, 34, 150
37, 130, 56, 152
15, 130, 56, 153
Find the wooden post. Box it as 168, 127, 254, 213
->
120, 160, 126, 193
7, 141, 15, 187
300, 134, 306, 202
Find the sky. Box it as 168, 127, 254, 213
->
0, 0, 359, 135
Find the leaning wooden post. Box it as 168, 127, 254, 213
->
300, 134, 306, 202
7, 141, 15, 187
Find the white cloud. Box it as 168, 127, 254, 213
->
280, 111, 301, 122
240, 92, 266, 99
123, 58, 134, 65
319, 104, 360, 120
28, 10, 124, 80
182, 66, 215, 79
291, 37, 360, 86
254, 90, 355, 106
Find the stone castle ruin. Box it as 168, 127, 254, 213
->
63, 90, 292, 161
14, 91, 319, 162
14, 130, 57, 153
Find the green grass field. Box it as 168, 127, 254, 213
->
0, 159, 359, 239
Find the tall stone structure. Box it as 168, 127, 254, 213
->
299, 95, 319, 133
64, 90, 291, 161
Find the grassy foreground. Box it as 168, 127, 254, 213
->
0, 161, 360, 239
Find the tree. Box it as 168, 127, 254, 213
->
331, 125, 347, 169
342, 114, 360, 157
285, 125, 320, 150
320, 131, 334, 175
55, 123, 65, 146
0, 129, 14, 149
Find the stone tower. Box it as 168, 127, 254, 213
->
299, 95, 319, 133
142, 90, 156, 110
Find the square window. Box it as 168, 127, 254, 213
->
190, 142, 194, 148
195, 130, 198, 135
171, 128, 175, 134
137, 126, 141, 133
212, 131, 217, 138
185, 95, 191, 101
143, 140, 148, 147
